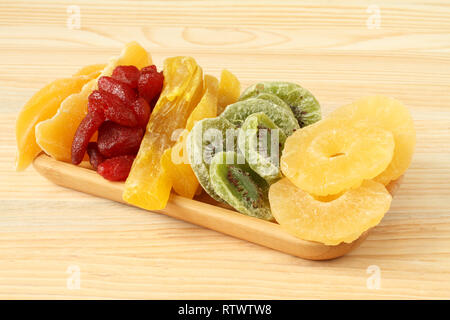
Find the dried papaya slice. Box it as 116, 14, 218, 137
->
161, 74, 219, 199
36, 42, 150, 162
73, 64, 106, 77
217, 69, 240, 115
15, 74, 97, 171
123, 56, 203, 210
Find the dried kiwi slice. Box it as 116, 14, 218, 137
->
238, 112, 287, 184
239, 81, 321, 127
187, 117, 239, 201
252, 92, 293, 115
209, 151, 273, 220
220, 98, 299, 136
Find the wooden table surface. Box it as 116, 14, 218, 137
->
1, 0, 449, 299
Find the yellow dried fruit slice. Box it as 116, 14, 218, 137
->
124, 56, 203, 210
269, 178, 392, 245
186, 75, 219, 131
161, 132, 197, 198
35, 42, 150, 162
161, 74, 219, 199
73, 63, 106, 77
217, 69, 240, 115
329, 95, 416, 185
281, 118, 395, 196
15, 75, 96, 171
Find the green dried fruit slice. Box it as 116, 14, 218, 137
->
209, 151, 273, 220
252, 92, 293, 115
238, 112, 287, 184
239, 81, 321, 127
187, 117, 239, 201
220, 98, 299, 136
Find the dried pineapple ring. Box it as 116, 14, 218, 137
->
280, 118, 395, 196
329, 95, 416, 185
269, 178, 392, 245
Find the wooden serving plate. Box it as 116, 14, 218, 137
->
33, 153, 402, 260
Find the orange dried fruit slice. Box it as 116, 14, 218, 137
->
269, 178, 392, 245
161, 132, 197, 198
161, 74, 219, 199
15, 74, 97, 171
217, 69, 240, 115
281, 118, 395, 196
124, 56, 203, 210
73, 63, 106, 77
35, 42, 150, 162
329, 95, 416, 185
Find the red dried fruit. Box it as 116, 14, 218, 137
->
140, 65, 157, 74
87, 142, 104, 170
97, 155, 135, 181
131, 97, 151, 128
138, 66, 164, 103
97, 121, 144, 158
88, 90, 138, 127
71, 110, 105, 165
98, 76, 137, 105
112, 65, 140, 89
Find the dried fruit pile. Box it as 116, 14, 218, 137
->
270, 95, 415, 245
15, 42, 416, 247
71, 64, 163, 181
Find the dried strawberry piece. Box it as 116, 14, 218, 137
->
140, 65, 157, 74
97, 121, 144, 158
88, 90, 138, 127
138, 66, 164, 103
97, 155, 135, 181
98, 76, 137, 105
112, 65, 140, 89
87, 142, 104, 170
131, 97, 151, 128
71, 110, 105, 165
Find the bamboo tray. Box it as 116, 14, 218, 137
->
33, 153, 402, 260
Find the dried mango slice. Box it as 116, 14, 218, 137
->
217, 69, 240, 115
162, 74, 219, 199
124, 56, 203, 210
73, 64, 106, 77
15, 75, 96, 171
36, 42, 150, 162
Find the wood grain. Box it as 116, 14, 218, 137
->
1, 0, 449, 299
